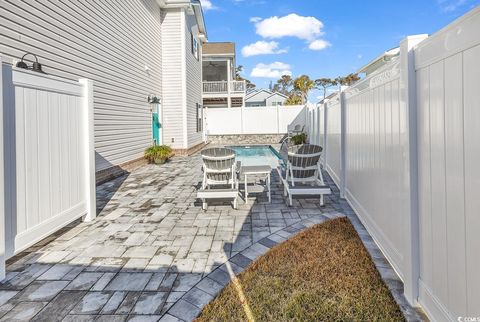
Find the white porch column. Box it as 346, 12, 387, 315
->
400, 34, 428, 306
227, 59, 231, 108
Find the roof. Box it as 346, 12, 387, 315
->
267, 92, 288, 99
203, 42, 236, 56
156, 0, 207, 41
357, 47, 400, 75
245, 89, 272, 100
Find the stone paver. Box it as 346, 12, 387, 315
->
0, 154, 422, 321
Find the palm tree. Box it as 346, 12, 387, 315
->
315, 78, 337, 101
293, 75, 315, 105
285, 93, 302, 105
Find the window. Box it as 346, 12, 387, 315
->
196, 103, 203, 132
191, 33, 199, 60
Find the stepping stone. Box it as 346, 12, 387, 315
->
131, 292, 167, 314
16, 280, 68, 301
0, 290, 18, 306
1, 302, 46, 321
65, 272, 103, 291
105, 273, 153, 291
183, 287, 214, 308
30, 290, 86, 322
70, 291, 112, 314
101, 291, 127, 314
168, 299, 201, 322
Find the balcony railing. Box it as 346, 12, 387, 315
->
203, 80, 246, 94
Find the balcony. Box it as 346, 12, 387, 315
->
202, 80, 246, 95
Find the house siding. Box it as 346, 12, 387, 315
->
161, 9, 184, 149
245, 90, 271, 106
185, 12, 203, 148
266, 93, 287, 106
0, 0, 163, 172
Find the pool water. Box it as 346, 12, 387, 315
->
228, 145, 281, 168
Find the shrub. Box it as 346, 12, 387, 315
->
291, 133, 307, 145
144, 145, 173, 164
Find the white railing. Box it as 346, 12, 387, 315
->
230, 80, 245, 93
203, 80, 246, 94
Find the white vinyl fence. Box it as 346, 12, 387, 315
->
1, 61, 96, 280
205, 105, 306, 135
305, 8, 480, 321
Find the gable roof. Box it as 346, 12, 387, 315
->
267, 92, 288, 99
245, 89, 273, 101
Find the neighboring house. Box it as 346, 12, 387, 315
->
0, 0, 207, 182
245, 89, 288, 107
202, 42, 246, 108
358, 47, 399, 76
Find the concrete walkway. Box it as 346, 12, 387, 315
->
0, 154, 422, 321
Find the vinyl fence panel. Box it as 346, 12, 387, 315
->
415, 8, 480, 320
205, 105, 305, 136
1, 66, 95, 275
325, 97, 342, 186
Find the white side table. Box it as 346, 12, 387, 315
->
240, 165, 271, 204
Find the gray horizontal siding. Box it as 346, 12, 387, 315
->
0, 0, 163, 171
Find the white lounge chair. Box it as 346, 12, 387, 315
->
197, 147, 239, 210
277, 144, 331, 206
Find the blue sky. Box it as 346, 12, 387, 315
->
200, 0, 479, 101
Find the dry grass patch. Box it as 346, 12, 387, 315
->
196, 217, 405, 322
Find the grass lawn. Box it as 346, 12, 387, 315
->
196, 217, 405, 322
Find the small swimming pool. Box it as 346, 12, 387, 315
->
228, 145, 281, 168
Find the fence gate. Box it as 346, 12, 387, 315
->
1, 62, 95, 280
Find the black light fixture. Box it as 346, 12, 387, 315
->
147, 94, 160, 104
16, 53, 46, 74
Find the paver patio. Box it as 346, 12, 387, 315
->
0, 154, 422, 321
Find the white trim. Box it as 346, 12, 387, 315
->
414, 6, 480, 69
79, 79, 96, 222
0, 57, 5, 281
181, 9, 188, 149
12, 68, 82, 96
14, 202, 87, 255
418, 280, 455, 322
400, 34, 428, 306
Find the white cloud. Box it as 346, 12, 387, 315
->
254, 13, 324, 41
200, 0, 215, 11
250, 62, 292, 78
253, 14, 330, 51
241, 41, 288, 57
308, 39, 331, 51
437, 0, 467, 12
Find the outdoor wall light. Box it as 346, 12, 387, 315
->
16, 53, 46, 74
147, 94, 161, 104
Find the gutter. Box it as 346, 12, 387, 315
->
157, 0, 207, 41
